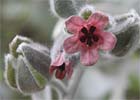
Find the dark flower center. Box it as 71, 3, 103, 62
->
80, 26, 99, 46
58, 63, 65, 72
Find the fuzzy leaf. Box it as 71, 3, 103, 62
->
4, 54, 17, 89
17, 43, 51, 79
111, 24, 140, 56
9, 35, 32, 58
16, 56, 44, 94
29, 66, 47, 89
51, 0, 77, 18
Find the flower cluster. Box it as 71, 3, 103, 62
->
49, 11, 117, 79
4, 0, 140, 97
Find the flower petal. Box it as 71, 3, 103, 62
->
55, 70, 66, 79
51, 53, 64, 67
49, 53, 65, 75
65, 16, 85, 34
80, 48, 99, 66
100, 32, 117, 51
49, 66, 55, 75
87, 12, 109, 30
63, 35, 81, 54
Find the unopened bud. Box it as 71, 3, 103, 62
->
79, 5, 95, 20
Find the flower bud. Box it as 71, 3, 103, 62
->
5, 35, 51, 94
79, 5, 95, 20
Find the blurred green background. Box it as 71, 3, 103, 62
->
0, 0, 140, 100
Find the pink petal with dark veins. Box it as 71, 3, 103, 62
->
55, 70, 66, 79
80, 48, 99, 66
65, 16, 85, 34
100, 32, 117, 51
63, 35, 81, 54
51, 53, 64, 67
87, 12, 109, 30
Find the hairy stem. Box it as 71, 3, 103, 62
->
64, 65, 85, 99
50, 79, 67, 97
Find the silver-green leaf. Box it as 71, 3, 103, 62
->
4, 54, 17, 89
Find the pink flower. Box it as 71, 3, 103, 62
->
49, 52, 73, 79
63, 12, 117, 66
